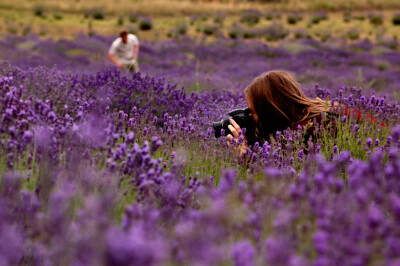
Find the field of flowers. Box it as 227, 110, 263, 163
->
1, 27, 400, 265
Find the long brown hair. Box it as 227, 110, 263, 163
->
244, 70, 328, 140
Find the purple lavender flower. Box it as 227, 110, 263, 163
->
232, 240, 255, 266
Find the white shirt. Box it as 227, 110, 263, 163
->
108, 34, 139, 65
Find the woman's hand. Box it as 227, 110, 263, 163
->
227, 119, 248, 155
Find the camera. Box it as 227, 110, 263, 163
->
212, 108, 255, 139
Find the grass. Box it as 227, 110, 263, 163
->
1, 0, 400, 17
1, 7, 400, 45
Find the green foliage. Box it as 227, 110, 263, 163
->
213, 11, 226, 26
34, 6, 44, 17
264, 12, 274, 20
343, 11, 352, 22
176, 24, 188, 35
393, 13, 400, 25
287, 13, 302, 25
240, 10, 262, 26
369, 13, 383, 25
92, 10, 105, 20
21, 26, 31, 36
294, 28, 308, 39
243, 29, 256, 39
314, 30, 331, 42
228, 26, 241, 39
264, 23, 289, 41
139, 17, 153, 30
7, 25, 18, 35
129, 12, 138, 23
203, 25, 216, 36
375, 60, 390, 71
117, 16, 124, 26
53, 13, 63, 20
353, 14, 366, 21
346, 28, 360, 40
310, 12, 328, 24
126, 24, 138, 34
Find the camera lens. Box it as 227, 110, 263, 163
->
213, 118, 230, 138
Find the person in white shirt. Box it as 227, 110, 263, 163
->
108, 31, 140, 73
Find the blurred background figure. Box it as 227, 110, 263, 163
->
108, 30, 140, 73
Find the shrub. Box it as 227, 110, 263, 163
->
353, 14, 366, 21
126, 24, 138, 34
117, 16, 124, 26
314, 30, 331, 42
189, 16, 198, 25
129, 12, 138, 23
369, 13, 383, 25
240, 10, 262, 26
392, 13, 400, 25
7, 25, 18, 34
34, 6, 44, 17
287, 13, 302, 25
91, 9, 105, 20
264, 12, 274, 20
343, 11, 352, 23
176, 24, 188, 35
377, 37, 399, 50
264, 23, 289, 41
53, 13, 63, 20
228, 25, 242, 39
347, 28, 360, 40
310, 12, 328, 24
22, 26, 31, 36
375, 60, 390, 71
214, 11, 226, 25
243, 29, 257, 39
139, 17, 153, 30
167, 29, 178, 38
294, 28, 308, 39
203, 25, 216, 36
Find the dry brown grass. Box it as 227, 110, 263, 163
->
1, 0, 400, 17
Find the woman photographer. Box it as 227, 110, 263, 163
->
227, 70, 334, 153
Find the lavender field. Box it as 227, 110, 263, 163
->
1, 6, 400, 266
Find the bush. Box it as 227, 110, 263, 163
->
7, 25, 18, 34
34, 6, 44, 17
243, 29, 257, 39
353, 14, 366, 21
22, 26, 31, 36
117, 16, 124, 26
375, 60, 390, 71
91, 9, 105, 20
310, 12, 328, 24
314, 30, 331, 42
343, 11, 352, 23
347, 28, 360, 40
392, 13, 400, 25
129, 12, 138, 23
287, 13, 302, 25
369, 13, 383, 25
264, 12, 274, 20
377, 37, 399, 50
53, 13, 63, 20
240, 10, 262, 26
214, 11, 226, 25
294, 28, 308, 39
139, 17, 153, 30
264, 23, 289, 41
176, 24, 188, 35
203, 25, 216, 36
126, 24, 138, 34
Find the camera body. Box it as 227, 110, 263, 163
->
212, 108, 255, 139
